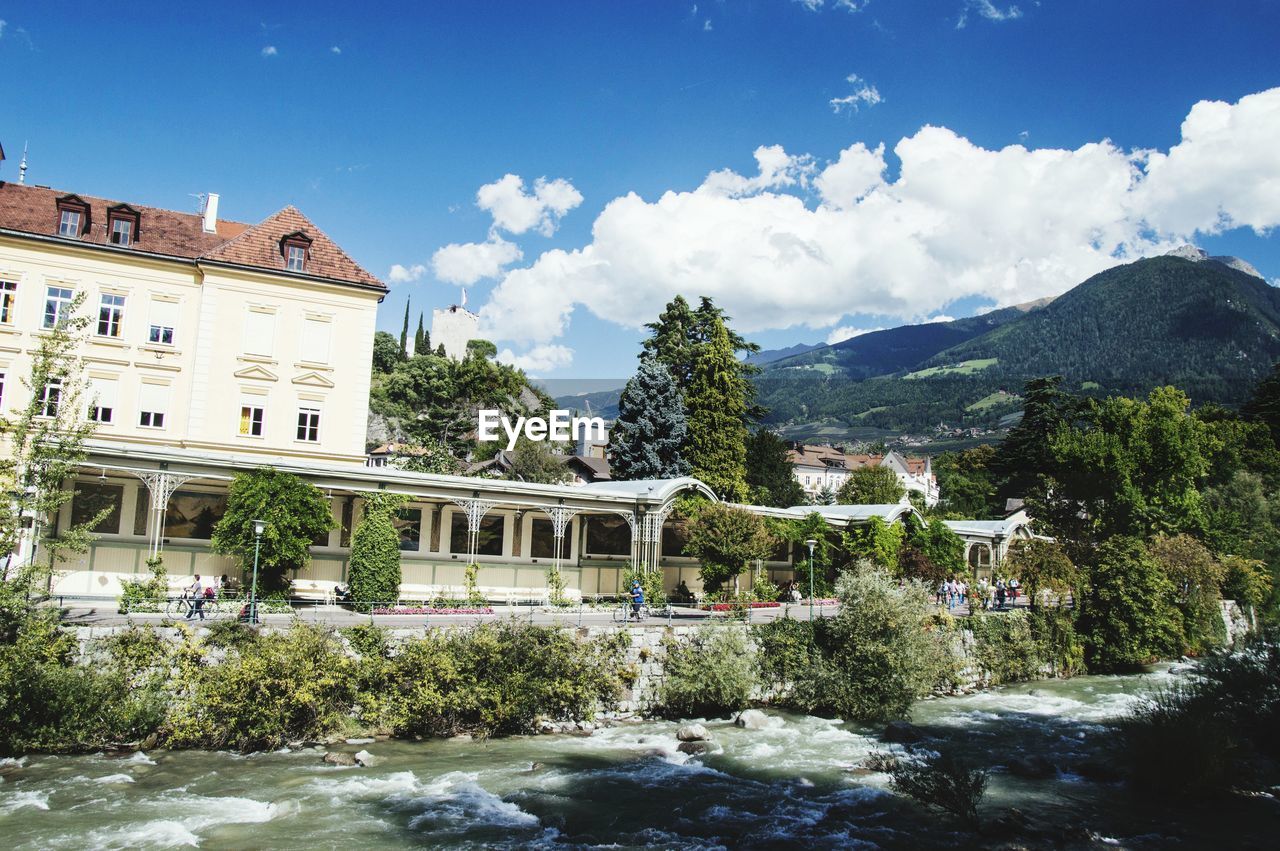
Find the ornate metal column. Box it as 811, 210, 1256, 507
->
452, 497, 498, 563
544, 505, 578, 575
131, 471, 193, 559
640, 506, 670, 574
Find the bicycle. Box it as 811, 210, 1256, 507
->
614, 599, 651, 622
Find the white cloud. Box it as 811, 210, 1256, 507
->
793, 0, 824, 10
477, 88, 1280, 352
704, 19, 713, 31
957, 0, 1022, 28
927, 315, 956, 324
477, 174, 583, 236
826, 325, 883, 344
387, 264, 427, 284
829, 74, 882, 114
496, 344, 574, 374
795, 0, 871, 10
261, 45, 278, 57
0, 20, 7, 38
330, 45, 342, 54
431, 236, 523, 286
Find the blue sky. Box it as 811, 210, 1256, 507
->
2, 0, 1279, 381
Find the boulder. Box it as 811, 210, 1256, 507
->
734, 710, 769, 730
882, 721, 925, 744
677, 741, 709, 755
345, 737, 376, 745
322, 752, 357, 767
353, 750, 377, 767
676, 723, 710, 742
1006, 755, 1057, 779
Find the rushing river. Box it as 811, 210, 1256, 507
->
0, 665, 1263, 849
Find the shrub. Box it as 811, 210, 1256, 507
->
347, 493, 405, 609
754, 618, 819, 699
968, 611, 1044, 685
0, 614, 165, 754
164, 624, 355, 752
118, 557, 169, 613
377, 622, 624, 737
623, 567, 667, 610
683, 503, 774, 595
789, 564, 951, 722
656, 626, 756, 718
463, 563, 486, 607
879, 749, 987, 830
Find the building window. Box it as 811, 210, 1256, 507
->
87, 376, 118, 424
0, 280, 15, 323
71, 482, 125, 534
449, 512, 504, 557
0, 371, 5, 410
43, 286, 74, 329
110, 218, 132, 246
300, 317, 331, 364
242, 309, 276, 357
239, 402, 265, 437
280, 232, 312, 273
147, 299, 177, 345
40, 378, 62, 417
138, 383, 169, 429
58, 209, 82, 237
97, 293, 125, 337
585, 515, 631, 556
296, 407, 320, 442
395, 507, 423, 552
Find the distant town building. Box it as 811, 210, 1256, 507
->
787, 443, 939, 507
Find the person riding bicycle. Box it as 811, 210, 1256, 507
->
629, 580, 645, 621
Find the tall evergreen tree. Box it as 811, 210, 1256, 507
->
414, 314, 426, 355
744, 428, 804, 507
609, 357, 690, 480
685, 318, 749, 501
993, 375, 1077, 500
399, 298, 411, 354
642, 295, 699, 388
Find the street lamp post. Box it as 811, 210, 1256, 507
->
250, 519, 266, 625
805, 538, 817, 623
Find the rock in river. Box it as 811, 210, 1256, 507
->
735, 710, 769, 730
676, 723, 710, 742
882, 721, 925, 744
322, 752, 357, 767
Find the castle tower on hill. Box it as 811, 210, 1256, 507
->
430, 292, 479, 360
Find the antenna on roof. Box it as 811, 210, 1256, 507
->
18, 142, 28, 185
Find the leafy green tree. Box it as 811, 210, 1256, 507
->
683, 503, 774, 594
909, 521, 966, 579
503, 437, 570, 484
391, 437, 464, 475
347, 493, 405, 608
1220, 555, 1270, 611
744, 428, 803, 507
609, 356, 690, 480
844, 516, 904, 570
0, 293, 100, 599
211, 468, 334, 593
371, 331, 404, 373
771, 511, 841, 596
642, 295, 698, 389
897, 545, 948, 585
1079, 536, 1183, 671
685, 318, 749, 501
1148, 533, 1226, 655
1004, 539, 1076, 611
466, 339, 498, 359
933, 445, 1000, 519
837, 465, 905, 505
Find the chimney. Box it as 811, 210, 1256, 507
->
202, 193, 220, 233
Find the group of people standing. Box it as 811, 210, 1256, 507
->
935, 576, 1022, 612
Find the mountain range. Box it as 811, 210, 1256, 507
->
555, 247, 1279, 441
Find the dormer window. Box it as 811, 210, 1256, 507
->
280, 231, 312, 273
55, 195, 90, 238
107, 204, 140, 247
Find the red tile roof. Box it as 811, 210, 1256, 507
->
0, 181, 384, 292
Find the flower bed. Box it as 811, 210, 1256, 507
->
700, 601, 782, 612
371, 606, 494, 615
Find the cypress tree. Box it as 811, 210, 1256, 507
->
400, 298, 411, 354
347, 493, 405, 609
685, 317, 749, 501
609, 356, 691, 480
414, 314, 426, 355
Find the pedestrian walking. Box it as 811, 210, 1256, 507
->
185, 574, 207, 621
